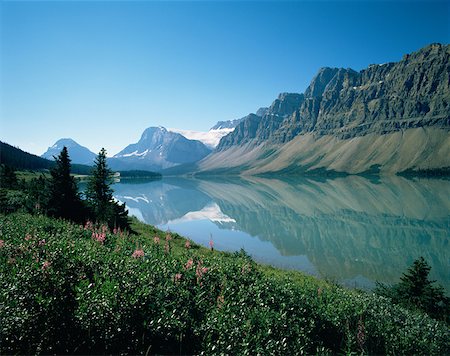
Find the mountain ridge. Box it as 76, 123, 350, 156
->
200, 43, 450, 175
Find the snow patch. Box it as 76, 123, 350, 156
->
170, 203, 236, 223
169, 128, 234, 148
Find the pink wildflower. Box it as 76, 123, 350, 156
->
0, 240, 4, 248
217, 295, 225, 308
185, 258, 194, 270
185, 240, 191, 249
209, 235, 214, 251
241, 264, 251, 274
42, 261, 51, 270
38, 239, 46, 246
153, 236, 160, 245
174, 273, 182, 283
92, 232, 105, 244
84, 220, 93, 231
132, 249, 144, 258
164, 241, 170, 254
357, 317, 366, 350
25, 234, 32, 241
165, 233, 172, 242
196, 261, 209, 284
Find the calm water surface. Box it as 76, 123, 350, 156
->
113, 176, 450, 292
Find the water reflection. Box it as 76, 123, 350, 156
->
113, 176, 450, 292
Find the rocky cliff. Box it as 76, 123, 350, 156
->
201, 43, 450, 175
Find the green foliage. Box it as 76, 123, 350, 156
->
0, 164, 18, 189
375, 257, 450, 323
86, 148, 130, 230
1, 213, 448, 355
47, 147, 85, 222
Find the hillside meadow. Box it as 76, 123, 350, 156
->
1, 212, 449, 355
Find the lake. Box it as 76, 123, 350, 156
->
113, 175, 450, 292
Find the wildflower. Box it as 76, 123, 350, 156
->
38, 239, 46, 246
357, 317, 366, 350
209, 235, 214, 251
318, 287, 322, 297
174, 273, 182, 283
165, 232, 172, 242
93, 232, 105, 244
164, 241, 170, 254
196, 261, 209, 284
0, 240, 4, 248
42, 261, 51, 270
84, 220, 93, 230
132, 248, 144, 258
241, 264, 251, 274
185, 240, 191, 249
153, 236, 160, 245
185, 258, 194, 270
217, 295, 225, 308
25, 234, 32, 241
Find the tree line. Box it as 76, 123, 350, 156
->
0, 141, 93, 175
0, 146, 130, 230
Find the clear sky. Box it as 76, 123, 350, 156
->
1, 0, 449, 156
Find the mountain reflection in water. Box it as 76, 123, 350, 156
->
113, 176, 450, 292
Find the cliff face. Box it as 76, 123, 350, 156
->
203, 44, 450, 175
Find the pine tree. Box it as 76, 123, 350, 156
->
86, 148, 113, 222
86, 148, 129, 229
47, 147, 84, 222
376, 257, 449, 323
0, 164, 18, 189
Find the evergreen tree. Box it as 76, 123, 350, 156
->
86, 148, 129, 229
376, 257, 449, 323
0, 164, 18, 189
47, 147, 84, 222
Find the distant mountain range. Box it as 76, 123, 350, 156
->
42, 138, 97, 166
108, 126, 212, 171
35, 43, 449, 175
197, 43, 450, 175
40, 118, 245, 172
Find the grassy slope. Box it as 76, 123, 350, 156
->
1, 213, 449, 355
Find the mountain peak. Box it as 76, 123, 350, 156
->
42, 138, 97, 165
111, 125, 212, 171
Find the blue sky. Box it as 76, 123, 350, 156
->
1, 1, 449, 156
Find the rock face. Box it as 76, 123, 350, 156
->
42, 138, 97, 165
201, 43, 450, 175
110, 127, 212, 171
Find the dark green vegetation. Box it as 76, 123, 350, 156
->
1, 213, 449, 355
0, 146, 130, 230
375, 257, 450, 324
0, 141, 93, 175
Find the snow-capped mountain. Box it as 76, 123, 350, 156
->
169, 112, 269, 149
109, 126, 212, 172
169, 128, 234, 148
41, 138, 97, 165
